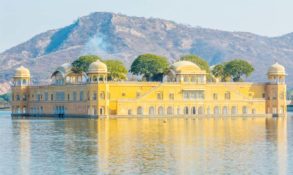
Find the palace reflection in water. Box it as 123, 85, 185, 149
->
0, 113, 292, 175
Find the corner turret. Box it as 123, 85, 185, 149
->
265, 62, 287, 117
12, 66, 30, 86
267, 62, 286, 84
87, 60, 108, 83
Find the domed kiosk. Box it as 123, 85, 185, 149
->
167, 60, 206, 83
12, 66, 30, 86
51, 63, 72, 85
87, 60, 108, 83
266, 62, 287, 116
51, 63, 87, 85
267, 62, 286, 84
11, 66, 31, 115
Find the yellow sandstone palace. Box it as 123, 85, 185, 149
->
11, 60, 287, 118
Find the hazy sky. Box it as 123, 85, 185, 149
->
0, 0, 293, 52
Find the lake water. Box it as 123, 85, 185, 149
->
0, 111, 293, 175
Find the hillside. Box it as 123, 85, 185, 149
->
0, 12, 292, 89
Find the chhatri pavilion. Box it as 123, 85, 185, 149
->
11, 60, 287, 118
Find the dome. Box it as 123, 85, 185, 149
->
88, 60, 107, 74
170, 60, 205, 74
51, 63, 73, 78
268, 62, 286, 76
171, 61, 199, 70
14, 66, 30, 78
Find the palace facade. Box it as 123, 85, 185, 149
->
11, 60, 287, 118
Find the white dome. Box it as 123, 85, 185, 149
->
88, 60, 107, 74
170, 60, 205, 74
171, 61, 200, 70
268, 62, 286, 76
14, 66, 30, 78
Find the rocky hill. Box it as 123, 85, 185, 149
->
1, 12, 293, 90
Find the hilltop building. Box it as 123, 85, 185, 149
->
11, 60, 287, 117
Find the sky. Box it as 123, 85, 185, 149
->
0, 0, 293, 52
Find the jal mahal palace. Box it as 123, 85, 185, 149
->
11, 60, 287, 118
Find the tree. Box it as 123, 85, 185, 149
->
72, 55, 101, 73
211, 63, 230, 82
104, 59, 128, 81
212, 64, 224, 78
180, 55, 210, 73
224, 59, 254, 82
130, 54, 169, 81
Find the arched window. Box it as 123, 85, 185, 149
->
158, 106, 164, 115
280, 106, 284, 114
231, 106, 237, 115
191, 106, 196, 115
272, 107, 277, 114
222, 106, 228, 115
66, 76, 70, 83
184, 106, 189, 115
242, 106, 248, 114
167, 106, 173, 115
191, 76, 196, 82
100, 107, 105, 115
198, 106, 204, 115
22, 106, 26, 114
40, 106, 43, 114
17, 80, 21, 86
177, 107, 181, 115
207, 107, 210, 115
100, 92, 105, 99
93, 76, 98, 82
137, 106, 143, 115
225, 92, 231, 100
93, 92, 97, 100
16, 107, 20, 114
149, 106, 155, 115
184, 76, 189, 82
214, 106, 220, 115
128, 109, 132, 115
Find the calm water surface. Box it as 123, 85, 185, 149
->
0, 111, 293, 175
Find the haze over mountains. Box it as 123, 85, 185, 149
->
0, 12, 293, 93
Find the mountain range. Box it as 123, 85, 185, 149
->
0, 12, 292, 94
